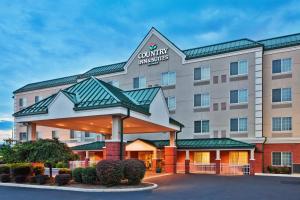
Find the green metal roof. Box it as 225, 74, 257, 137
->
71, 141, 105, 151
13, 77, 162, 117
258, 33, 300, 50
183, 39, 261, 60
13, 75, 78, 94
71, 138, 254, 151
79, 62, 126, 79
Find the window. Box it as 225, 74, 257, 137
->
166, 96, 176, 111
161, 72, 176, 86
272, 117, 292, 131
229, 152, 248, 165
19, 98, 27, 107
230, 60, 248, 76
272, 58, 292, 74
194, 66, 210, 81
70, 130, 75, 139
107, 80, 119, 88
19, 132, 27, 141
85, 132, 91, 138
230, 89, 248, 104
230, 118, 248, 132
133, 76, 146, 89
272, 88, 292, 103
194, 120, 209, 133
194, 93, 210, 107
52, 131, 58, 139
35, 96, 42, 103
272, 152, 292, 166
194, 152, 210, 164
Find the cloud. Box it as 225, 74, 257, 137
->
0, 130, 12, 141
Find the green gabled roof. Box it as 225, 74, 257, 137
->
13, 75, 78, 94
71, 141, 105, 151
14, 94, 57, 117
183, 39, 262, 60
258, 33, 300, 50
72, 138, 254, 151
14, 77, 162, 117
79, 62, 126, 79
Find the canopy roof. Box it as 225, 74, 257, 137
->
71, 138, 254, 151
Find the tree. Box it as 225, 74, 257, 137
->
0, 139, 77, 177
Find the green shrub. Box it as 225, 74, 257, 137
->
55, 174, 71, 186
72, 168, 83, 183
0, 174, 10, 182
122, 159, 146, 185
10, 163, 32, 177
96, 160, 123, 186
56, 162, 68, 168
82, 167, 97, 184
29, 176, 36, 183
58, 168, 71, 175
0, 164, 10, 174
15, 175, 27, 183
267, 166, 291, 174
33, 166, 45, 175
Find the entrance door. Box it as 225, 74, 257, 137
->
138, 152, 153, 170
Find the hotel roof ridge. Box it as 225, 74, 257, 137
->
13, 29, 300, 94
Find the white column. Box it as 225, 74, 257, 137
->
255, 50, 263, 138
111, 116, 121, 141
169, 131, 176, 146
85, 151, 89, 159
185, 150, 190, 160
250, 149, 255, 160
216, 150, 221, 160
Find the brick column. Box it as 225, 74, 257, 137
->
249, 149, 255, 175
185, 150, 190, 174
164, 146, 177, 173
84, 158, 90, 167
215, 150, 221, 175
152, 159, 157, 172
105, 141, 125, 160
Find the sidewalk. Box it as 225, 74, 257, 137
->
255, 173, 300, 178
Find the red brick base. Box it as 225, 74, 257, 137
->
104, 141, 125, 160
164, 146, 177, 174
215, 160, 221, 174
185, 160, 190, 174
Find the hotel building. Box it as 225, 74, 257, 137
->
13, 28, 300, 174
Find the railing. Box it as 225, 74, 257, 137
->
190, 163, 216, 174
220, 163, 250, 175
69, 160, 99, 170
176, 163, 185, 173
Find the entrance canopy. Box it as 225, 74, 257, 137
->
13, 77, 183, 135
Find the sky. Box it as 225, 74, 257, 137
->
0, 0, 300, 140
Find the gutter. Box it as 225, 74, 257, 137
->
120, 108, 130, 160
175, 126, 183, 147
262, 136, 267, 173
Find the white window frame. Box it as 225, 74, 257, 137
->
229, 89, 248, 104
194, 93, 210, 108
230, 60, 248, 76
166, 96, 176, 111
272, 117, 292, 132
272, 58, 292, 75
133, 76, 146, 89
271, 152, 292, 167
194, 66, 210, 81
272, 88, 292, 104
194, 120, 210, 134
161, 71, 176, 86
19, 98, 27, 107
230, 117, 248, 133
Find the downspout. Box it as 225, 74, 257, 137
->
262, 136, 267, 173
175, 126, 183, 147
120, 108, 130, 160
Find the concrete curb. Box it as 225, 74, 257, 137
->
0, 182, 158, 192
255, 173, 300, 178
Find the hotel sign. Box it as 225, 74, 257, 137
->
138, 42, 169, 66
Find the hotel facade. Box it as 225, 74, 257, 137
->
12, 28, 300, 175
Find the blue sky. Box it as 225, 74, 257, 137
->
0, 0, 300, 139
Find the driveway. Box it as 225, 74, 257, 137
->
1, 174, 300, 200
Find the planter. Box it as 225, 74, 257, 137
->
36, 175, 49, 185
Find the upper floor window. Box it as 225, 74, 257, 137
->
194, 93, 210, 107
35, 96, 42, 103
272, 58, 292, 74
272, 117, 292, 131
230, 118, 248, 132
107, 80, 119, 88
19, 98, 27, 107
194, 66, 210, 81
52, 131, 58, 139
230, 89, 248, 104
272, 88, 292, 103
194, 120, 210, 133
161, 72, 176, 86
70, 130, 75, 139
133, 76, 146, 89
165, 96, 176, 111
84, 132, 91, 138
230, 60, 248, 76
272, 152, 292, 166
